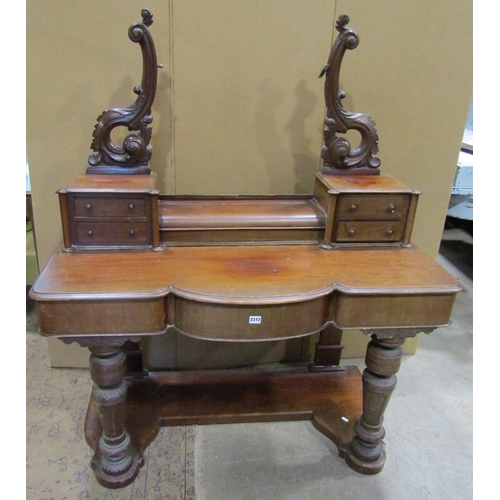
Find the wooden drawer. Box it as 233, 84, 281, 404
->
314, 173, 420, 248
74, 221, 150, 246
174, 296, 329, 341
73, 195, 146, 217
335, 221, 405, 242
337, 194, 409, 221
59, 173, 161, 251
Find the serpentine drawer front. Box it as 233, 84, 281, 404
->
174, 296, 330, 341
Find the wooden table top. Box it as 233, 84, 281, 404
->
31, 244, 462, 305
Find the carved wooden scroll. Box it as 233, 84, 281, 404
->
320, 15, 381, 175
87, 9, 159, 175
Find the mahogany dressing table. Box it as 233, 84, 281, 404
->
30, 11, 462, 489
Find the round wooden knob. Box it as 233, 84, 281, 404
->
348, 228, 356, 236
129, 229, 135, 236
128, 203, 135, 210
386, 229, 393, 236
87, 229, 94, 236
349, 204, 357, 211
388, 204, 396, 213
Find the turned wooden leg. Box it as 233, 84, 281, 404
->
345, 335, 404, 474
89, 345, 142, 488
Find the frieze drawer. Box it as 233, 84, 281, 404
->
335, 221, 405, 243
74, 221, 150, 246
337, 194, 409, 221
73, 196, 147, 218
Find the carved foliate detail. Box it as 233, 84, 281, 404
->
87, 9, 158, 175
93, 380, 128, 406
362, 327, 436, 340
61, 336, 142, 348
320, 15, 381, 175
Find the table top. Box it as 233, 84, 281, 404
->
59, 173, 158, 193
31, 244, 462, 305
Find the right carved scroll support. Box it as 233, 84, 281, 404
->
320, 15, 381, 175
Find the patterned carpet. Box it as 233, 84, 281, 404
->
26, 298, 197, 500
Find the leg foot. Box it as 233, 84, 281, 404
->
345, 438, 386, 474
92, 445, 142, 489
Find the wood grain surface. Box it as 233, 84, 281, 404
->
62, 174, 158, 193
31, 245, 461, 300
31, 245, 462, 339
84, 366, 363, 460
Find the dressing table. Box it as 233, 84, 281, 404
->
30, 10, 462, 489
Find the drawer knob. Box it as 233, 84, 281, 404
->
129, 229, 135, 236
86, 203, 92, 210
349, 204, 357, 212
128, 203, 135, 210
388, 204, 396, 213
386, 229, 394, 236
87, 229, 94, 236
348, 228, 356, 237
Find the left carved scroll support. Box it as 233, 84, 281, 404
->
87, 9, 160, 176
62, 336, 143, 488
320, 15, 381, 175
345, 328, 435, 474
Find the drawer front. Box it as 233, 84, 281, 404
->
337, 194, 409, 220
335, 221, 405, 242
73, 195, 147, 217
74, 221, 150, 246
174, 296, 329, 341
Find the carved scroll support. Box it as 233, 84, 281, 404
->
87, 9, 159, 175
320, 15, 381, 175
345, 328, 435, 474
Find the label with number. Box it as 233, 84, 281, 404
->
249, 316, 262, 324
